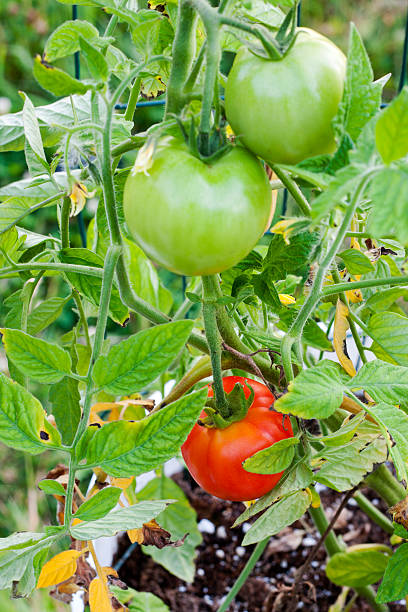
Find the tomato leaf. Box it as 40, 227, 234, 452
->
70, 500, 172, 540
338, 248, 374, 275
84, 389, 207, 476
243, 437, 299, 474
350, 360, 408, 404
92, 320, 193, 395
326, 548, 390, 588
0, 373, 61, 453
368, 168, 408, 245
367, 311, 408, 366
242, 490, 311, 546
44, 20, 101, 62
377, 543, 408, 603
1, 328, 72, 383
376, 87, 408, 165
262, 230, 320, 282
111, 585, 170, 612
73, 487, 122, 522
38, 479, 66, 496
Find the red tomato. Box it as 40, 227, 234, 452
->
181, 376, 293, 501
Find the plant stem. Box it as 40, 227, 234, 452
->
281, 172, 373, 382
309, 504, 388, 612
365, 464, 406, 506
271, 165, 311, 217
0, 192, 65, 237
202, 275, 228, 416
0, 262, 103, 279
198, 12, 221, 154
321, 275, 408, 297
217, 538, 269, 612
60, 196, 71, 249
165, 0, 198, 115
72, 290, 91, 349
353, 491, 394, 534
124, 77, 142, 122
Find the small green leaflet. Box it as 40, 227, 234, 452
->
0, 373, 61, 453
73, 487, 122, 521
70, 500, 172, 540
376, 544, 408, 604
92, 320, 194, 395
367, 311, 408, 366
326, 548, 390, 588
38, 479, 66, 496
243, 437, 299, 474
338, 248, 374, 275
1, 328, 72, 384
111, 585, 170, 612
44, 20, 101, 62
376, 87, 408, 165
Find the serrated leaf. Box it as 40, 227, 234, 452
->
33, 55, 90, 97
275, 361, 347, 419
243, 437, 299, 474
45, 20, 100, 62
1, 328, 72, 383
338, 248, 374, 275
367, 403, 408, 462
376, 87, 408, 164
326, 549, 390, 587
262, 230, 320, 282
367, 311, 408, 366
376, 543, 408, 603
27, 297, 67, 335
74, 487, 122, 521
320, 412, 366, 447
311, 164, 361, 222
79, 36, 108, 82
92, 321, 193, 395
84, 389, 207, 476
37, 550, 82, 588
70, 500, 171, 540
0, 373, 61, 453
138, 477, 202, 583
242, 490, 311, 545
350, 360, 408, 405
368, 168, 408, 245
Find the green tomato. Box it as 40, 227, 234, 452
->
123, 137, 273, 276
225, 28, 347, 165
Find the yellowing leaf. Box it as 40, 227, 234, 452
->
333, 299, 356, 377
127, 528, 144, 544
37, 550, 82, 588
279, 293, 296, 305
270, 219, 299, 244
102, 567, 118, 579
89, 577, 113, 612
346, 287, 363, 303
111, 477, 134, 490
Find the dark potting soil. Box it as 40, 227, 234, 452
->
113, 471, 403, 612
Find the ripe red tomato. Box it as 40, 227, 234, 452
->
181, 376, 293, 501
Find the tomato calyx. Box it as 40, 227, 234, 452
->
246, 4, 299, 61
200, 382, 255, 429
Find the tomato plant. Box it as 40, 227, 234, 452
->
225, 28, 347, 164
182, 376, 293, 501
1, 0, 408, 610
123, 137, 273, 276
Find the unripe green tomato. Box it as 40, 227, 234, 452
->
225, 28, 347, 165
123, 137, 273, 276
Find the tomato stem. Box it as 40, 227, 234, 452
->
271, 165, 311, 217
202, 275, 229, 417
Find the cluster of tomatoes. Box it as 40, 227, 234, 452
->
124, 28, 346, 501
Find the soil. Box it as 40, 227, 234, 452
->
113, 471, 403, 612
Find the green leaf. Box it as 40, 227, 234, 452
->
138, 477, 202, 583
27, 297, 67, 335
262, 230, 320, 282
92, 321, 193, 395
377, 544, 408, 603
79, 36, 108, 82
85, 389, 207, 476
44, 20, 101, 62
1, 328, 72, 383
311, 164, 361, 222
21, 93, 47, 169
364, 287, 408, 314
326, 548, 390, 587
58, 248, 128, 325
38, 479, 66, 496
338, 248, 374, 275
320, 412, 366, 447
368, 168, 408, 245
0, 373, 62, 453
234, 461, 313, 526
350, 360, 408, 405
243, 437, 299, 474
333, 24, 387, 142
111, 585, 170, 612
242, 490, 311, 546
33, 55, 90, 97
129, 9, 174, 60
73, 487, 122, 521
0, 170, 80, 203
367, 311, 408, 366
70, 500, 172, 541
278, 309, 333, 351
275, 361, 347, 419
49, 375, 81, 445
376, 87, 408, 164
367, 403, 408, 462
